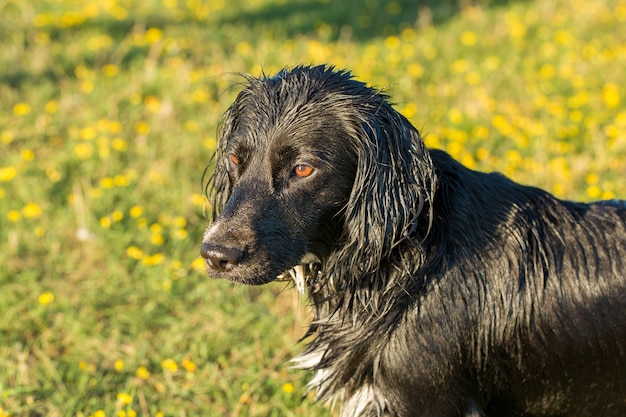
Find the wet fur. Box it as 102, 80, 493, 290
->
202, 65, 626, 417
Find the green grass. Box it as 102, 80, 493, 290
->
1, 0, 625, 415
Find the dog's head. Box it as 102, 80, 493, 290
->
201, 66, 436, 290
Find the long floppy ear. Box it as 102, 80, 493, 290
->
204, 105, 236, 221
326, 98, 437, 288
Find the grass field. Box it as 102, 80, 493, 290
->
1, 0, 625, 415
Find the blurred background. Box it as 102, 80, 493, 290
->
1, 0, 625, 415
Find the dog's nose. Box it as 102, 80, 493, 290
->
201, 242, 243, 272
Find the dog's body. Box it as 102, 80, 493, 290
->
201, 66, 626, 417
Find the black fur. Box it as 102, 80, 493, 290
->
201, 65, 626, 417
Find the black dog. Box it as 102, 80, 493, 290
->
201, 65, 626, 417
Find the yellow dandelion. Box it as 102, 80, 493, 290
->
448, 108, 464, 124
94, 410, 106, 417
602, 83, 620, 109
34, 226, 45, 237
114, 359, 125, 371
111, 210, 124, 222
145, 27, 162, 44
117, 392, 133, 405
472, 126, 490, 140
22, 202, 42, 219
143, 253, 164, 266
135, 121, 150, 134
74, 143, 93, 159
12, 103, 31, 116
1, 131, 14, 144
80, 80, 94, 94
602, 190, 615, 200
129, 206, 143, 218
184, 120, 199, 132
191, 193, 205, 207
112, 138, 128, 151
111, 5, 128, 20
161, 358, 178, 372
182, 358, 197, 372
136, 366, 150, 379
539, 64, 555, 79
144, 96, 161, 113
150, 233, 165, 245
45, 100, 58, 114
569, 110, 583, 123
7, 210, 21, 222
32, 13, 50, 27
126, 246, 144, 260
407, 63, 424, 79
203, 137, 217, 150
100, 177, 114, 188
476, 147, 490, 161
384, 36, 401, 50
451, 59, 468, 74
585, 173, 599, 184
282, 382, 295, 394
191, 88, 209, 103
100, 217, 112, 228
173, 216, 187, 228
461, 31, 477, 46
21, 149, 35, 161
235, 41, 252, 55
103, 64, 119, 77
113, 175, 130, 187
80, 127, 96, 140
465, 72, 481, 85
0, 166, 17, 182
38, 291, 55, 305
192, 257, 206, 272
586, 185, 602, 199
554, 30, 574, 46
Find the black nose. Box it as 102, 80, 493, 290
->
201, 242, 243, 272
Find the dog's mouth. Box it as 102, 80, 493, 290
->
276, 253, 322, 293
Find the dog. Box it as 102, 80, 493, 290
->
200, 65, 626, 417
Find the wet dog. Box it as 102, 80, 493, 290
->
201, 65, 626, 417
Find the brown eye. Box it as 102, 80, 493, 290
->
229, 154, 240, 166
294, 164, 314, 178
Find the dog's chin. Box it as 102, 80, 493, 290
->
206, 253, 322, 292
205, 262, 280, 285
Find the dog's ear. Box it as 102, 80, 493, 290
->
205, 106, 236, 221
328, 100, 437, 286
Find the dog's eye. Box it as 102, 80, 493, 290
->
293, 164, 314, 178
229, 154, 240, 166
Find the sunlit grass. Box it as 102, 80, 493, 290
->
1, 0, 625, 415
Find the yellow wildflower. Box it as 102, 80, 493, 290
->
161, 358, 178, 372
136, 366, 150, 379
0, 166, 17, 182
38, 291, 55, 305
22, 202, 42, 219
12, 103, 31, 116
116, 392, 132, 405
